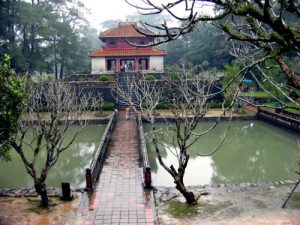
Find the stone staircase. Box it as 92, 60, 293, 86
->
117, 72, 139, 109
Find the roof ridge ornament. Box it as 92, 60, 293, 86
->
100, 21, 153, 38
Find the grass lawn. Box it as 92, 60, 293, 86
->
239, 91, 272, 98
264, 101, 300, 113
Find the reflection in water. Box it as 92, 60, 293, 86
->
0, 125, 106, 188
145, 120, 300, 186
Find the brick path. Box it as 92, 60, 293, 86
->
73, 111, 155, 225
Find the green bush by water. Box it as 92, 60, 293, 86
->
102, 102, 115, 111
98, 75, 110, 81
208, 102, 223, 108
144, 75, 156, 81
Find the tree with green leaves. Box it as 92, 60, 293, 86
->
0, 0, 94, 77
0, 54, 25, 161
222, 61, 242, 105
183, 23, 233, 69
127, 0, 300, 109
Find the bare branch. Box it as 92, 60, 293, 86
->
9, 80, 102, 206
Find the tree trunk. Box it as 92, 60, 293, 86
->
54, 37, 58, 80
174, 179, 197, 205
60, 60, 64, 79
275, 55, 300, 89
34, 180, 49, 207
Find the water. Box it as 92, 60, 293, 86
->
144, 120, 300, 186
0, 124, 106, 189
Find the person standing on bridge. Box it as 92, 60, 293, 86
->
125, 107, 130, 120
129, 106, 134, 120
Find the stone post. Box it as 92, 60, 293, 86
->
144, 166, 152, 189
86, 168, 93, 190
61, 182, 73, 200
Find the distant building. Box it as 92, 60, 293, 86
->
89, 22, 166, 74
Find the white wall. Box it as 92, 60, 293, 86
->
149, 56, 164, 72
91, 57, 106, 74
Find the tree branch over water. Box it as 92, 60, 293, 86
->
9, 81, 101, 207
114, 67, 235, 205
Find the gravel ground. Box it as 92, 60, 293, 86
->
0, 193, 82, 225
154, 183, 300, 225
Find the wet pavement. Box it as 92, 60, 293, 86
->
73, 111, 155, 225
155, 184, 300, 225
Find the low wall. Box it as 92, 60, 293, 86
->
136, 114, 158, 224
86, 111, 117, 188
72, 81, 116, 103
0, 187, 61, 197
257, 108, 300, 132
136, 114, 150, 168
143, 115, 256, 123
276, 109, 300, 120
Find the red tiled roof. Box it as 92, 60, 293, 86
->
100, 22, 153, 38
89, 48, 167, 57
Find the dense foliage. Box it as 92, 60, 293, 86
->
99, 74, 110, 81
165, 23, 234, 70
0, 54, 24, 160
0, 0, 99, 78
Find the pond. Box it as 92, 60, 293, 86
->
144, 120, 300, 186
0, 124, 106, 189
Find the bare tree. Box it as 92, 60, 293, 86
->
8, 81, 100, 207
126, 0, 300, 92
114, 68, 236, 204
123, 0, 300, 207
229, 41, 300, 110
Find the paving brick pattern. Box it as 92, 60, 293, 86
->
73, 111, 155, 225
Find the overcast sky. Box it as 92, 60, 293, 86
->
83, 0, 214, 31
83, 0, 139, 30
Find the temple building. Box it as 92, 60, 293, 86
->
89, 22, 166, 74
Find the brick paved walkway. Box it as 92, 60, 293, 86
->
73, 111, 155, 225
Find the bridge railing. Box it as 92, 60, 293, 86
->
136, 114, 149, 168
85, 111, 117, 190
136, 114, 153, 188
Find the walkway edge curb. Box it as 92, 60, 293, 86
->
137, 114, 159, 225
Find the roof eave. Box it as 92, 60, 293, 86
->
90, 54, 166, 57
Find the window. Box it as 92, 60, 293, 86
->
138, 58, 149, 70
107, 59, 116, 71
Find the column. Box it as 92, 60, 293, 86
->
135, 57, 139, 72
116, 58, 120, 72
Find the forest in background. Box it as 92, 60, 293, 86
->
0, 0, 100, 79
0, 0, 236, 79
0, 0, 296, 88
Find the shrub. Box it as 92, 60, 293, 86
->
142, 102, 150, 108
170, 71, 180, 80
156, 103, 173, 109
99, 75, 110, 81
208, 102, 223, 108
168, 71, 192, 80
102, 102, 115, 111
145, 75, 156, 81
